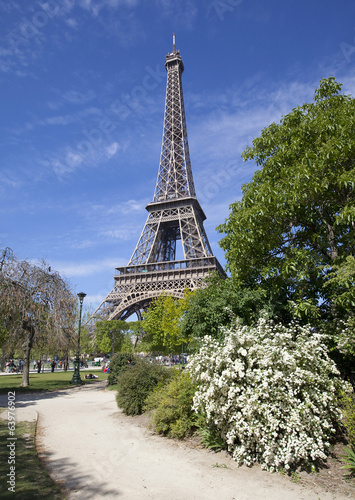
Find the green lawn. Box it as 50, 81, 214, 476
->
0, 371, 108, 393
0, 416, 66, 499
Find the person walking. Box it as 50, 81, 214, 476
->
37, 360, 42, 373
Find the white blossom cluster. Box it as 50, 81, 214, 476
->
188, 315, 344, 471
335, 319, 355, 357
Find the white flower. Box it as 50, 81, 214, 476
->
187, 315, 346, 471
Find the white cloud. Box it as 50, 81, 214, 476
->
52, 257, 125, 278
84, 293, 107, 305
102, 229, 135, 240
106, 199, 145, 214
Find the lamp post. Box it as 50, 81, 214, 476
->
71, 292, 86, 385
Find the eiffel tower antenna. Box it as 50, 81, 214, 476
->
92, 38, 225, 322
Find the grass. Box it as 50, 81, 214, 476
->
0, 416, 65, 499
0, 371, 108, 393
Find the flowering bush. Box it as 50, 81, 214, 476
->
188, 314, 346, 471
336, 317, 355, 358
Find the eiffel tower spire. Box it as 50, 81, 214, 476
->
153, 34, 195, 202
92, 37, 224, 321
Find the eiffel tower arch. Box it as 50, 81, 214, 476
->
93, 36, 225, 322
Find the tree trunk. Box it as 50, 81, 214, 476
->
21, 324, 35, 387
0, 350, 7, 372
64, 353, 69, 371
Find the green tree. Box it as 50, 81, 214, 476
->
322, 255, 355, 372
218, 77, 355, 323
142, 291, 192, 354
181, 273, 287, 344
94, 320, 130, 356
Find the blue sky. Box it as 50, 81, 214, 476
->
1, 0, 355, 313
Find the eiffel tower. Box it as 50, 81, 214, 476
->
93, 35, 225, 321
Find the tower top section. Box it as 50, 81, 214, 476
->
165, 33, 184, 73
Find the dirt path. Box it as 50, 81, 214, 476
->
0, 382, 351, 499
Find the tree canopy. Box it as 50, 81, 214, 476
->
180, 273, 282, 342
94, 320, 130, 355
217, 77, 355, 323
142, 291, 192, 354
0, 248, 76, 386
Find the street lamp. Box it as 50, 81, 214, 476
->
71, 292, 86, 385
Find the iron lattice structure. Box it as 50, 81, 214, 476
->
93, 37, 225, 321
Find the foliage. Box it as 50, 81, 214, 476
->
324, 256, 355, 312
115, 360, 172, 415
336, 319, 355, 359
195, 419, 227, 452
181, 273, 290, 345
107, 352, 135, 385
142, 290, 192, 354
127, 320, 145, 350
0, 248, 76, 387
322, 256, 355, 368
144, 369, 197, 438
120, 334, 135, 353
188, 314, 345, 471
217, 77, 355, 325
340, 446, 355, 474
94, 320, 130, 355
340, 390, 355, 448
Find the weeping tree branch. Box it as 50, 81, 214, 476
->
0, 250, 77, 386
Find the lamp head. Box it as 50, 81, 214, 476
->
77, 292, 86, 304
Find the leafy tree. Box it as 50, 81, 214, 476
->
180, 272, 287, 344
324, 255, 355, 314
142, 291, 192, 354
218, 77, 355, 323
94, 320, 130, 356
0, 249, 76, 386
321, 255, 355, 373
127, 320, 145, 350
120, 332, 135, 353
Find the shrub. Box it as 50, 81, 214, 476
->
195, 418, 227, 451
116, 361, 172, 415
188, 314, 348, 471
144, 369, 197, 439
341, 446, 355, 474
340, 390, 355, 447
107, 353, 135, 385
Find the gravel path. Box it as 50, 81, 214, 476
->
0, 382, 349, 499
